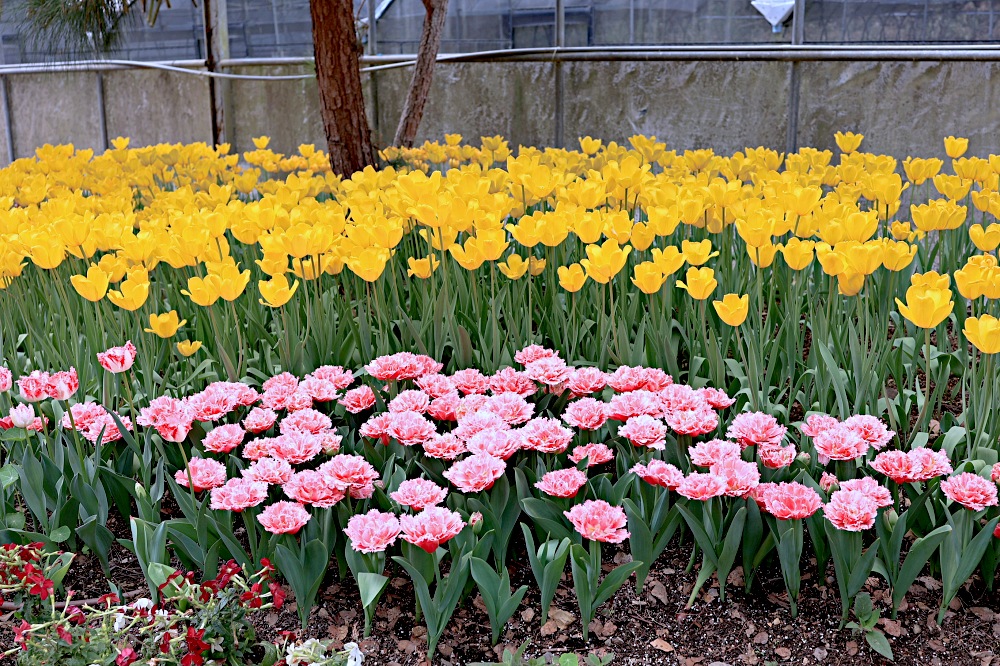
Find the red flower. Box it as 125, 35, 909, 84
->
269, 582, 286, 609
116, 645, 139, 666
13, 620, 31, 647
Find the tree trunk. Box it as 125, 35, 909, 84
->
393, 0, 449, 147
310, 0, 377, 176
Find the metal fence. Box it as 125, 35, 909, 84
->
3, 0, 1000, 163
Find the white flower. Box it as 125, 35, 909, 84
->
9, 404, 33, 428
345, 642, 364, 666
285, 638, 328, 665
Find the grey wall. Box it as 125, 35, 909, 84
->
3, 59, 1000, 163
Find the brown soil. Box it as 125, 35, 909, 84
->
245, 546, 1000, 666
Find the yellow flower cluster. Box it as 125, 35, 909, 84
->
1, 132, 999, 357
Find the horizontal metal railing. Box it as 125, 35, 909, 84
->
3, 42, 1000, 78
2, 42, 999, 165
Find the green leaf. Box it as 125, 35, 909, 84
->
77, 517, 114, 574
854, 592, 874, 621
47, 525, 71, 543
357, 572, 389, 609
275, 539, 330, 629
676, 503, 720, 567
892, 525, 950, 611
147, 562, 181, 596
0, 464, 18, 489
865, 630, 895, 661
593, 560, 642, 609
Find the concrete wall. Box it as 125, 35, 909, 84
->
2, 59, 1000, 163
104, 69, 213, 146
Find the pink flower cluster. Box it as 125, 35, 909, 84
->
802, 413, 895, 463
12, 368, 79, 403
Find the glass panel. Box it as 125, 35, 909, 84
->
570, 0, 793, 45
0, 4, 205, 64
228, 0, 315, 58
804, 0, 1000, 43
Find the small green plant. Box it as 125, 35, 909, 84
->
469, 640, 613, 666
845, 592, 894, 661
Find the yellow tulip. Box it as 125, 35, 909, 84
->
182, 274, 223, 307
964, 315, 1000, 354
780, 239, 814, 271
895, 285, 954, 329
840, 241, 884, 276
70, 264, 110, 302
475, 228, 509, 261
735, 211, 774, 247
528, 256, 546, 276
257, 251, 290, 277
712, 293, 749, 326
347, 247, 391, 282
557, 263, 587, 292
944, 135, 968, 159
212, 262, 251, 301
97, 254, 129, 283
498, 255, 530, 280
932, 174, 972, 201
580, 240, 631, 284
676, 267, 717, 300
910, 199, 966, 232
681, 239, 718, 266
107, 277, 150, 311
176, 340, 203, 357
881, 240, 917, 272
630, 222, 655, 251
406, 255, 440, 279
572, 212, 605, 244
651, 246, 686, 276
834, 131, 863, 153
889, 221, 916, 242
145, 311, 186, 338
631, 262, 666, 295
259, 275, 300, 307
970, 223, 1000, 252
910, 271, 950, 290
903, 157, 943, 185
954, 261, 990, 300
748, 242, 779, 268
646, 207, 682, 237
449, 240, 486, 270
29, 239, 66, 270
579, 136, 602, 155
837, 271, 866, 297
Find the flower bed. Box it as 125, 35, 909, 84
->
0, 133, 999, 662
1, 344, 999, 662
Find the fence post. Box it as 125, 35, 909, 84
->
786, 0, 805, 155
368, 0, 381, 144
554, 0, 565, 149
1, 76, 13, 164
203, 0, 232, 147
96, 71, 109, 152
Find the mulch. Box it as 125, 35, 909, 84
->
248, 545, 1000, 666
16, 512, 1000, 666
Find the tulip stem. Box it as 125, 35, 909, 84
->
910, 328, 933, 447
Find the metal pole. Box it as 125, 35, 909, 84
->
203, 0, 232, 146
1, 76, 14, 164
554, 0, 565, 149
368, 0, 381, 142
786, 0, 805, 156
96, 71, 109, 152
